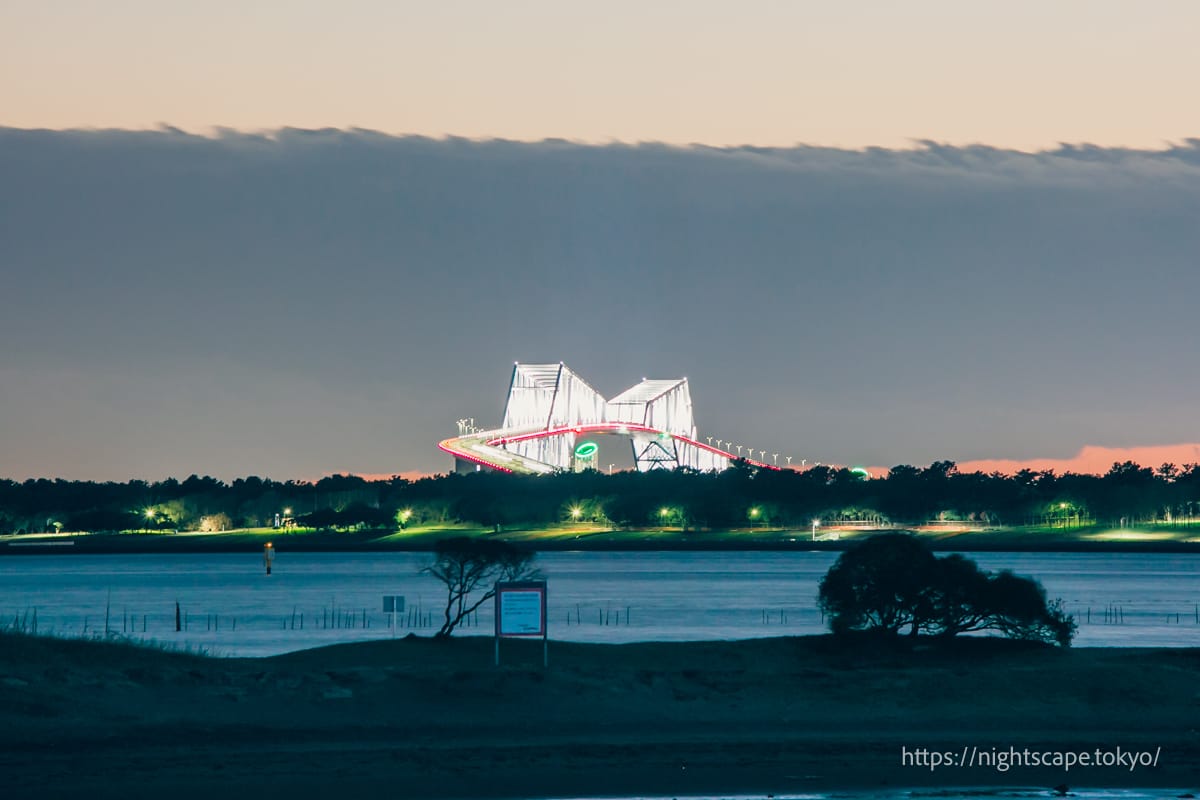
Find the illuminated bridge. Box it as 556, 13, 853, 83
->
438, 363, 776, 474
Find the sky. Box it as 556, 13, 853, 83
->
4, 0, 1200, 150
2, 2, 1199, 481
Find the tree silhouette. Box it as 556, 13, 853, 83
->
819, 533, 1075, 646
818, 533, 939, 636
422, 538, 539, 637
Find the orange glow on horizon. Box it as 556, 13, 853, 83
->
780, 443, 1200, 478
324, 470, 439, 483
956, 443, 1200, 476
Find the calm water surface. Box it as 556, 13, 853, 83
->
542, 793, 1193, 800
0, 551, 1196, 656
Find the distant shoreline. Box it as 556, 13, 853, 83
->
3, 525, 1199, 555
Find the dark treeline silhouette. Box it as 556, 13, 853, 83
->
819, 533, 1075, 646
2, 459, 1200, 535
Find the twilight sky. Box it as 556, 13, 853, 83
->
2, 2, 1199, 481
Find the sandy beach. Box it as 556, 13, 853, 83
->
1, 632, 1197, 799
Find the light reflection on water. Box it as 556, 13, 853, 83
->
0, 551, 1196, 656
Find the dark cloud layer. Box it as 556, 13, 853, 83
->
3, 128, 1200, 479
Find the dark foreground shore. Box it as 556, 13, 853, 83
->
0, 632, 1197, 799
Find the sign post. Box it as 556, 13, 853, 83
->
494, 580, 547, 668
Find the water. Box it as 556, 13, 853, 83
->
0, 551, 1196, 656
539, 793, 1193, 800
542, 794, 1192, 800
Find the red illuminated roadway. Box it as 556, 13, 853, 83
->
438, 422, 777, 474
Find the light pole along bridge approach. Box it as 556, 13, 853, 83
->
438, 362, 777, 475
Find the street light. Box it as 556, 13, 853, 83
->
570, 505, 583, 521
812, 518, 821, 541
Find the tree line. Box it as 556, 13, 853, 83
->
2, 459, 1199, 534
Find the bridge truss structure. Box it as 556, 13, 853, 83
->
438, 362, 774, 475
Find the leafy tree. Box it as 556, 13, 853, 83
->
818, 533, 939, 636
64, 509, 140, 533
336, 502, 393, 530
819, 533, 1075, 646
422, 537, 539, 637
978, 571, 1076, 647
298, 508, 340, 530
924, 553, 993, 636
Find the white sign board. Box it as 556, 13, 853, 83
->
494, 580, 548, 667
498, 590, 543, 635
495, 581, 546, 638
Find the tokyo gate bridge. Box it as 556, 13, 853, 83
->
438, 362, 773, 474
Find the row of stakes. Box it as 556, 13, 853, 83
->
1079, 604, 1200, 625
12, 605, 811, 633
281, 604, 462, 631
566, 605, 633, 626
10, 603, 1200, 637
66, 604, 458, 635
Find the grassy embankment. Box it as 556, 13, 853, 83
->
3, 520, 1199, 553
0, 628, 1196, 799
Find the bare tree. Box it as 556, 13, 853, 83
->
423, 537, 539, 637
